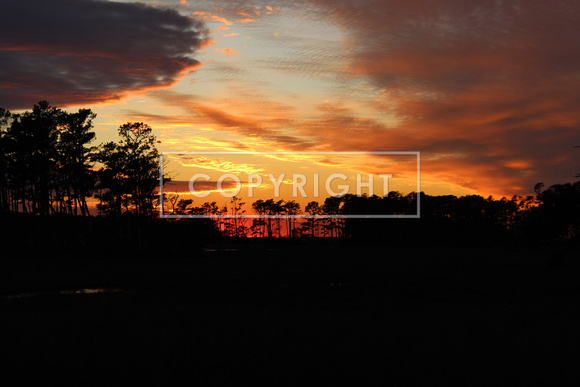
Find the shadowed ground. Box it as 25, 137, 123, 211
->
1, 244, 579, 385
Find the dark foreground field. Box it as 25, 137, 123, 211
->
1, 243, 580, 385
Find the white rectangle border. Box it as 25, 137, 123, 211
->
159, 151, 421, 219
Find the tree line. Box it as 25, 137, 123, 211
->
2, 100, 579, 246
0, 101, 164, 216
164, 185, 580, 244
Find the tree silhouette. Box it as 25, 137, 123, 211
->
6, 101, 63, 214
56, 108, 97, 215
251, 199, 268, 237
322, 196, 343, 237
575, 146, 580, 178
94, 122, 165, 215
533, 182, 580, 239
167, 192, 180, 214
0, 101, 99, 215
304, 201, 323, 237
227, 196, 247, 237
94, 141, 129, 215
176, 198, 193, 214
283, 200, 301, 237
0, 108, 12, 212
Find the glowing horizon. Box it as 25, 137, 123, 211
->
158, 151, 420, 218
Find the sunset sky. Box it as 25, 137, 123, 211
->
2, 0, 580, 203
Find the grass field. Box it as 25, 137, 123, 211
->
1, 244, 579, 385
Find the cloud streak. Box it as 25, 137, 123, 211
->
150, 90, 313, 150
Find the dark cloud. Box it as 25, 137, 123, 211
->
0, 0, 209, 110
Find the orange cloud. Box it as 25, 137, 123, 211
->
211, 15, 234, 25
264, 0, 580, 197
176, 156, 265, 174
193, 12, 233, 26
215, 48, 240, 56
145, 90, 312, 151
163, 179, 241, 195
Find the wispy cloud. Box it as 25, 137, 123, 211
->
193, 11, 234, 26
215, 48, 240, 57
149, 90, 313, 150
176, 156, 264, 174
163, 179, 240, 195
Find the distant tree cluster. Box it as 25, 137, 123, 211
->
532, 181, 580, 240
0, 101, 165, 216
167, 185, 580, 244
